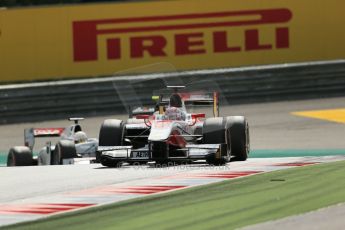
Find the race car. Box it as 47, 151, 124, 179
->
7, 118, 98, 166
98, 86, 250, 167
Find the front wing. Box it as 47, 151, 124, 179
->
98, 144, 224, 161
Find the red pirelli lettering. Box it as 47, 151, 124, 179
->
175, 33, 206, 55
130, 35, 167, 58
213, 31, 241, 52
73, 8, 292, 61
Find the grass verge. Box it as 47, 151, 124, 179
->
250, 149, 345, 158
2, 160, 345, 230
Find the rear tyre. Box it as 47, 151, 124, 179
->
52, 140, 77, 165
99, 119, 125, 167
202, 117, 230, 165
7, 146, 33, 166
226, 116, 249, 161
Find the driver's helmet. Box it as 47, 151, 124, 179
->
169, 94, 182, 108
74, 131, 88, 144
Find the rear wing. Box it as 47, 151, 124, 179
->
156, 91, 219, 117
24, 128, 65, 150
129, 107, 156, 118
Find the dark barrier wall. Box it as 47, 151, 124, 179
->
0, 60, 344, 124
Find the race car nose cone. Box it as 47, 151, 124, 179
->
148, 122, 172, 141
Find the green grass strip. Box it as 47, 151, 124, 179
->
250, 149, 345, 158
3, 160, 345, 230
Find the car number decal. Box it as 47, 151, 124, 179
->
131, 151, 149, 159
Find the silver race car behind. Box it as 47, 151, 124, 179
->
7, 118, 98, 166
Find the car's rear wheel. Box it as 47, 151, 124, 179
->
202, 117, 230, 165
7, 146, 33, 166
52, 140, 77, 165
225, 116, 249, 161
99, 119, 125, 167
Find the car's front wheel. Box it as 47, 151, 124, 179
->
203, 117, 231, 165
99, 119, 125, 167
225, 116, 249, 161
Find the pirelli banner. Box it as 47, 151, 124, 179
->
0, 0, 345, 82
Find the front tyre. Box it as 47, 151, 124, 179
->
99, 119, 125, 167
99, 119, 124, 146
203, 117, 230, 165
226, 116, 249, 161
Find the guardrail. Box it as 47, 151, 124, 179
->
1, 60, 345, 124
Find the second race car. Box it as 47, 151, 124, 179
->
7, 118, 98, 166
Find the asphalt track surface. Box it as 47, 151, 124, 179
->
1, 96, 345, 228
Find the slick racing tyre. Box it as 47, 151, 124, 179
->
225, 116, 250, 161
99, 119, 125, 167
7, 146, 33, 166
52, 140, 77, 165
99, 119, 124, 146
202, 117, 231, 165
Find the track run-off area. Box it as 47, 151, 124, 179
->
0, 96, 345, 228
